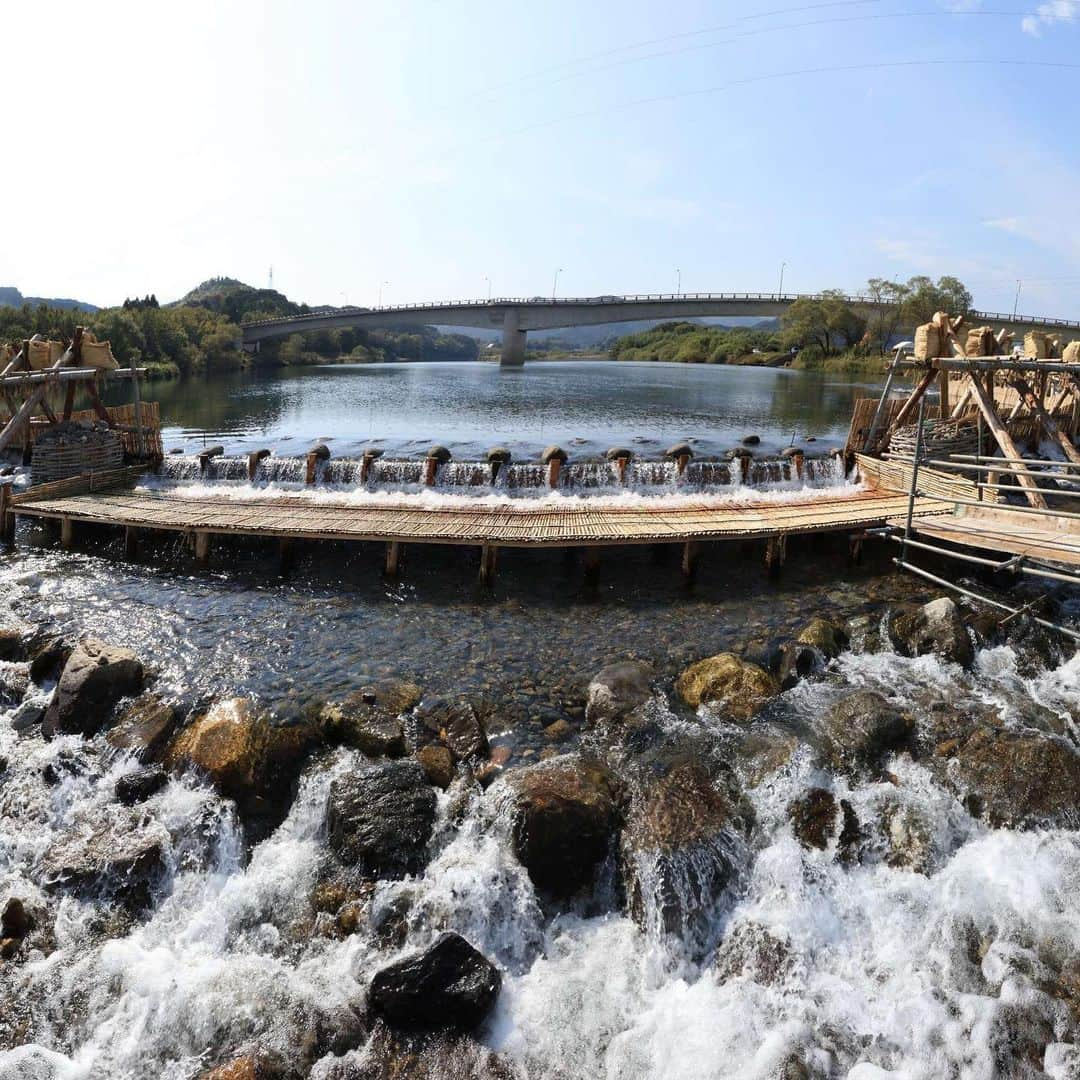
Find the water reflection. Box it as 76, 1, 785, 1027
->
99, 361, 882, 459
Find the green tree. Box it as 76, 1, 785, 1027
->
903, 275, 973, 325
864, 278, 911, 352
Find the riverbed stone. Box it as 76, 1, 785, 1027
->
1, 898, 32, 941
675, 653, 778, 719
506, 756, 621, 899
947, 727, 1080, 829
115, 766, 168, 806
326, 759, 436, 879
0, 628, 26, 662
620, 763, 750, 946
585, 661, 654, 725
796, 617, 846, 660
367, 932, 501, 1031
788, 788, 838, 850
775, 641, 823, 690
107, 694, 180, 762
889, 597, 973, 667
199, 1055, 287, 1080
28, 634, 71, 685
42, 639, 145, 738
165, 698, 321, 813
819, 691, 913, 775
41, 809, 169, 908
416, 745, 454, 789
416, 697, 488, 761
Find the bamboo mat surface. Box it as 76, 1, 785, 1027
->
14, 486, 947, 546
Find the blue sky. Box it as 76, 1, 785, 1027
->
5, 0, 1079, 318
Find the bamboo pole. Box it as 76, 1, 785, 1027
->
967, 377, 1048, 509
0, 481, 13, 543
887, 368, 938, 436
1009, 378, 1080, 467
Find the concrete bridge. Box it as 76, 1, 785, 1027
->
240, 292, 1080, 367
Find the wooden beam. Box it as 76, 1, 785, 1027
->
765, 533, 787, 577
967, 377, 1048, 509
193, 531, 211, 566
384, 540, 402, 577
124, 526, 140, 560
62, 382, 76, 422
0, 385, 49, 453
938, 366, 950, 416
949, 382, 974, 419
1010, 378, 1080, 468
681, 540, 698, 580
479, 544, 498, 587
60, 517, 75, 550
278, 537, 294, 576
84, 379, 113, 425
887, 368, 938, 436
0, 482, 13, 544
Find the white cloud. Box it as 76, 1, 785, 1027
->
1022, 1, 1079, 35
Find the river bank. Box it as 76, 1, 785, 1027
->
1, 531, 1079, 1077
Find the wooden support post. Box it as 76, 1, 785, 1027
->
1010, 378, 1080, 467
194, 531, 211, 566
949, 382, 974, 419
479, 544, 498, 587
582, 547, 600, 587
62, 382, 76, 422
765, 533, 787, 577
681, 540, 698, 581
547, 457, 563, 489
887, 368, 938, 436
278, 537, 294, 576
938, 366, 950, 416
0, 384, 49, 454
124, 526, 140, 560
384, 540, 402, 578
848, 533, 864, 565
84, 378, 113, 425
0, 482, 14, 544
60, 517, 75, 550
968, 376, 1048, 509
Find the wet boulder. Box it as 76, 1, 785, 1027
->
714, 921, 793, 986
675, 652, 778, 720
28, 634, 72, 685
41, 809, 168, 908
0, 665, 28, 710
199, 1054, 287, 1080
584, 661, 654, 726
10, 698, 46, 733
506, 756, 621, 900
107, 694, 180, 762
621, 763, 750, 947
819, 691, 912, 775
115, 766, 168, 806
416, 744, 454, 789
889, 597, 973, 667
333, 1024, 515, 1080
947, 727, 1080, 829
367, 932, 501, 1032
0, 627, 27, 662
42, 639, 145, 738
788, 788, 838, 850
416, 697, 488, 761
326, 759, 436, 879
845, 612, 883, 654
165, 698, 322, 814
774, 641, 823, 690
322, 679, 421, 758
795, 617, 847, 660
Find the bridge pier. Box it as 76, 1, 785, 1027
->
500, 309, 526, 368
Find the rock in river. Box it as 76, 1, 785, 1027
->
889, 596, 973, 668
42, 638, 145, 738
506, 755, 622, 900
326, 759, 436, 879
585, 661, 654, 725
107, 694, 180, 762
416, 696, 489, 761
819, 690, 912, 776
675, 652, 778, 720
322, 678, 421, 758
368, 932, 501, 1031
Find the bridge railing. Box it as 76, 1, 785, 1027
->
241, 294, 1080, 332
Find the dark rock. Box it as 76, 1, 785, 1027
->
326, 759, 436, 878
41, 810, 168, 908
585, 661, 654, 725
507, 756, 621, 899
107, 694, 180, 762
426, 445, 452, 464
845, 613, 883, 654
115, 767, 168, 805
889, 597, 973, 667
367, 932, 501, 1031
837, 799, 863, 865
788, 788, 837, 850
605, 447, 633, 462
541, 445, 568, 464
1, 898, 32, 940
948, 727, 1080, 829
664, 442, 693, 460
28, 635, 70, 685
621, 763, 750, 947
165, 698, 322, 814
675, 652, 778, 719
41, 748, 90, 786
416, 745, 454, 789
714, 922, 792, 986
730, 729, 800, 788
0, 627, 27, 662
42, 639, 145, 738
323, 680, 418, 758
416, 697, 488, 761
741, 435, 761, 446
0, 665, 28, 710
775, 641, 822, 690
819, 691, 912, 775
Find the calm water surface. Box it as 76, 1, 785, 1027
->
104, 360, 881, 459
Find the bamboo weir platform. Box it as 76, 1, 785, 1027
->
0, 464, 949, 582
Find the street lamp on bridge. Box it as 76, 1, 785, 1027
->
675, 267, 681, 296
552, 268, 563, 300
378, 281, 389, 307
779, 262, 787, 296
485, 276, 492, 301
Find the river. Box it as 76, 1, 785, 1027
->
2, 360, 1079, 1079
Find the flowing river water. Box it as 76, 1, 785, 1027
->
2, 361, 1079, 1079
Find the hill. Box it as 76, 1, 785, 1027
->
0, 286, 99, 312
173, 277, 308, 324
